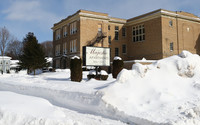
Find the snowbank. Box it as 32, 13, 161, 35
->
2, 51, 200, 125
0, 91, 125, 125
0, 70, 129, 124
102, 51, 200, 124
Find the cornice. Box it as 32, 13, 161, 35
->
79, 12, 109, 20
127, 9, 200, 26
52, 14, 80, 30
161, 10, 200, 23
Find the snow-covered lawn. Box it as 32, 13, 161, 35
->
1, 51, 200, 125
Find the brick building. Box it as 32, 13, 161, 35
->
52, 9, 200, 69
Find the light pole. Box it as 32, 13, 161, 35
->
1, 55, 3, 74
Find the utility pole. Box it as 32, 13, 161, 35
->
1, 54, 3, 74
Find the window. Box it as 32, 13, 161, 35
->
98, 24, 102, 32
108, 25, 110, 30
55, 29, 60, 40
108, 36, 111, 45
115, 48, 119, 56
132, 25, 145, 42
63, 42, 67, 54
56, 60, 60, 68
170, 42, 173, 51
122, 44, 126, 54
169, 20, 173, 27
70, 21, 77, 35
70, 40, 77, 53
63, 26, 68, 37
115, 26, 119, 40
55, 44, 60, 56
122, 27, 126, 37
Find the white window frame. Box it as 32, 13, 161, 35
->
63, 42, 67, 54
132, 24, 145, 42
70, 40, 77, 53
56, 29, 61, 40
170, 42, 174, 51
70, 22, 77, 35
115, 47, 119, 56
122, 44, 127, 54
63, 26, 68, 37
115, 26, 119, 41
55, 44, 60, 56
169, 20, 173, 27
122, 27, 126, 37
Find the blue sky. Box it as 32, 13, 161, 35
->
0, 0, 200, 43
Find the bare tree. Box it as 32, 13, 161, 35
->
41, 41, 53, 57
6, 40, 23, 60
0, 27, 12, 56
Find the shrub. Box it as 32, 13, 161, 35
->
70, 56, 82, 82
112, 57, 123, 78
101, 75, 108, 80
87, 70, 97, 80
6, 70, 10, 74
100, 70, 108, 80
87, 74, 95, 80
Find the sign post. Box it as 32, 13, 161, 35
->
83, 46, 110, 77
83, 46, 110, 66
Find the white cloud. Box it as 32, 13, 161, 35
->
3, 1, 42, 21
2, 0, 63, 25
112, 0, 200, 19
1, 0, 65, 42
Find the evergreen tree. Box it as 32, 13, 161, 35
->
19, 32, 46, 75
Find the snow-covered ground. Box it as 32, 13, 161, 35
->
1, 51, 200, 125
0, 91, 125, 125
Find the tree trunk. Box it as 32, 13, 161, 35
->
34, 69, 35, 75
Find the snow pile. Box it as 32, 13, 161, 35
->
89, 70, 97, 75
132, 63, 148, 77
100, 70, 108, 75
88, 70, 108, 75
102, 51, 200, 125
0, 91, 125, 125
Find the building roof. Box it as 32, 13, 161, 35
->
53, 10, 109, 27
52, 9, 200, 30
10, 60, 19, 65
52, 9, 126, 30
127, 9, 200, 25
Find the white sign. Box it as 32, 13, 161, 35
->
83, 46, 110, 66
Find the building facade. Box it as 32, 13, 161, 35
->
0, 56, 11, 73
52, 9, 200, 69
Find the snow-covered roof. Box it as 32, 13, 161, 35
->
0, 56, 11, 60
10, 60, 19, 65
